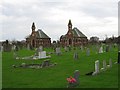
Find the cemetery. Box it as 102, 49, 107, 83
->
2, 44, 118, 88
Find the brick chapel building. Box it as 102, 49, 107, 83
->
26, 22, 51, 48
60, 20, 88, 46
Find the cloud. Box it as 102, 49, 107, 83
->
0, 0, 118, 41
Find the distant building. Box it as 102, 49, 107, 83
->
60, 20, 88, 46
26, 22, 51, 48
89, 36, 99, 43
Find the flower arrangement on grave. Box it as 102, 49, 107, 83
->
67, 76, 76, 84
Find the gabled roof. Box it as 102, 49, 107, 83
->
72, 27, 87, 38
26, 29, 50, 39
36, 29, 50, 38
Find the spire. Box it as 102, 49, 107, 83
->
31, 22, 36, 31
68, 19, 72, 26
68, 19, 72, 31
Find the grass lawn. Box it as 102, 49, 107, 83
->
2, 45, 118, 88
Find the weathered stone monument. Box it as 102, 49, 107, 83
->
73, 52, 78, 60
56, 47, 61, 55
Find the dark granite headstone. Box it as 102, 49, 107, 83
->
73, 70, 80, 85
106, 45, 109, 52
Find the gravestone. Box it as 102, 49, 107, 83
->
73, 70, 80, 85
101, 60, 107, 71
27, 44, 30, 50
64, 46, 68, 52
80, 45, 83, 51
99, 46, 103, 53
21, 63, 26, 67
3, 40, 12, 52
109, 59, 112, 68
15, 45, 19, 51
0, 46, 3, 52
73, 52, 78, 60
39, 46, 43, 52
106, 45, 109, 52
41, 60, 50, 68
92, 60, 100, 75
103, 60, 107, 69
86, 48, 90, 56
12, 45, 16, 51
68, 45, 71, 51
13, 52, 17, 59
109, 44, 112, 51
118, 51, 120, 64
38, 51, 47, 59
56, 47, 61, 55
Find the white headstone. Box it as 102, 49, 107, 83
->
92, 60, 100, 75
38, 51, 46, 59
95, 60, 100, 73
99, 46, 103, 53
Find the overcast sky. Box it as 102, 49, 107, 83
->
0, 0, 118, 41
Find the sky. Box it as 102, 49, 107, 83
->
0, 0, 118, 42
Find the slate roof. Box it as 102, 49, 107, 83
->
72, 27, 87, 38
61, 27, 87, 38
36, 29, 50, 38
26, 29, 50, 39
